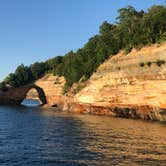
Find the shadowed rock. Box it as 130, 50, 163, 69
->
0, 75, 66, 107
0, 84, 47, 105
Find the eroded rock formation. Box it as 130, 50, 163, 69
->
0, 74, 66, 107
0, 43, 166, 121
34, 75, 66, 107
0, 84, 47, 105
70, 43, 166, 121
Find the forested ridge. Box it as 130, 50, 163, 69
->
0, 5, 166, 92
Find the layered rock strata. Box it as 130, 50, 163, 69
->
34, 75, 66, 108
70, 43, 166, 121
0, 43, 166, 121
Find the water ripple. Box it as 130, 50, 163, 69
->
0, 105, 166, 165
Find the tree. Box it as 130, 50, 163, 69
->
30, 62, 46, 80
143, 5, 166, 43
15, 64, 32, 85
0, 82, 8, 91
5, 73, 19, 87
46, 56, 63, 71
2, 4, 166, 91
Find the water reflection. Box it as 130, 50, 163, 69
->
0, 106, 166, 165
39, 111, 166, 165
21, 99, 41, 107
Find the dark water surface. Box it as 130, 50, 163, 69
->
0, 101, 166, 165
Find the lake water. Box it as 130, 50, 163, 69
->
0, 100, 166, 166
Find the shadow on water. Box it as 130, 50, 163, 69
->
0, 103, 166, 165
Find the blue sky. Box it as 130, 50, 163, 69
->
0, 0, 165, 80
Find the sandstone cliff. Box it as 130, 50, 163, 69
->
34, 75, 66, 107
70, 43, 166, 121
0, 75, 65, 107
1, 43, 166, 121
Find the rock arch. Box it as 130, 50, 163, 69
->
0, 84, 47, 105
23, 85, 47, 105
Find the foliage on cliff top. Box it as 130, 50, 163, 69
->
1, 4, 166, 91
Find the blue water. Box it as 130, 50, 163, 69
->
21, 99, 41, 107
0, 100, 166, 165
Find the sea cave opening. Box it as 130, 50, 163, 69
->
21, 87, 47, 107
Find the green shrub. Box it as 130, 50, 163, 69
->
147, 61, 152, 67
135, 44, 144, 51
125, 46, 132, 54
139, 62, 145, 67
0, 82, 8, 92
156, 60, 165, 67
63, 83, 70, 94
157, 33, 166, 44
73, 84, 86, 94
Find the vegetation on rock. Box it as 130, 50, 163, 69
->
0, 5, 166, 92
156, 59, 165, 67
0, 82, 8, 92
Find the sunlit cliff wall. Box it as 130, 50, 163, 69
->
72, 43, 166, 120
35, 75, 65, 107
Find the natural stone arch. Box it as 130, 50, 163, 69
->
22, 85, 47, 105
0, 84, 47, 105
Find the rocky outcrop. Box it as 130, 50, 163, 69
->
0, 74, 65, 107
1, 43, 166, 121
34, 75, 66, 108
70, 43, 166, 121
0, 84, 47, 105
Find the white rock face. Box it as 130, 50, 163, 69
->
75, 43, 166, 109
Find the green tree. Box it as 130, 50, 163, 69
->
5, 73, 19, 87
0, 82, 8, 91
15, 64, 32, 85
2, 4, 166, 91
30, 62, 46, 80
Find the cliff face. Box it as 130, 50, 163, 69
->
71, 43, 166, 120
34, 75, 66, 107
0, 84, 47, 105
1, 43, 166, 121
0, 75, 65, 107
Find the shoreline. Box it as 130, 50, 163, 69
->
42, 102, 166, 122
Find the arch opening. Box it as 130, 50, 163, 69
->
21, 86, 47, 107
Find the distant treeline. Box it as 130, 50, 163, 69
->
0, 5, 166, 91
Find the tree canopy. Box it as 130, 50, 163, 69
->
1, 5, 166, 91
